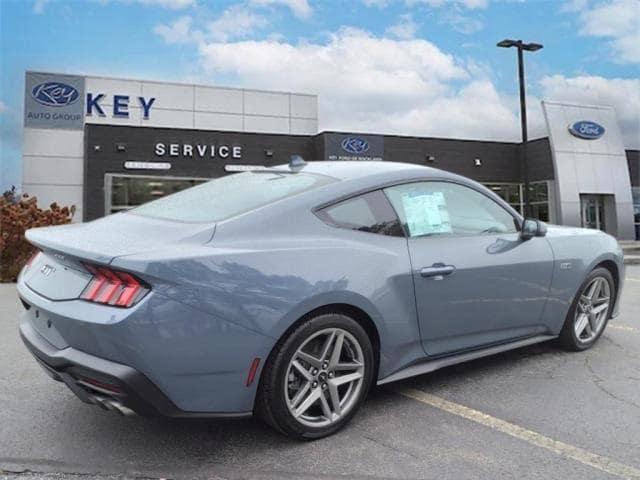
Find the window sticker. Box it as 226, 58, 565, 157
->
401, 191, 452, 236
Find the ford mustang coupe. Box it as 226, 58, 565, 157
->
17, 159, 624, 439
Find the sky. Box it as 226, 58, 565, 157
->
1, 0, 639, 191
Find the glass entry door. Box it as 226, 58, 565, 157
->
580, 194, 606, 231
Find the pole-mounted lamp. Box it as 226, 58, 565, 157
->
497, 39, 543, 218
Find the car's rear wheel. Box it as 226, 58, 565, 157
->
558, 267, 615, 351
256, 313, 374, 439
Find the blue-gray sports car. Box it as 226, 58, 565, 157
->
17, 159, 624, 439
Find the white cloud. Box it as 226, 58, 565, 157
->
35, 0, 194, 13
196, 28, 527, 141
440, 11, 484, 33
540, 75, 640, 148
573, 0, 640, 63
362, 0, 390, 6
130, 0, 195, 8
364, 0, 490, 8
386, 14, 418, 39
154, 5, 267, 44
249, 0, 312, 18
208, 5, 268, 41
561, 0, 588, 12
408, 0, 489, 9
33, 0, 51, 14
153, 16, 197, 44
403, 0, 487, 34
0, 101, 8, 114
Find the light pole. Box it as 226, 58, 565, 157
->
497, 39, 543, 218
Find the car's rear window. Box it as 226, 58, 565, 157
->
128, 171, 335, 223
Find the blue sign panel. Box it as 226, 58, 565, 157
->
25, 73, 85, 130
341, 137, 370, 154
568, 121, 605, 140
326, 134, 383, 161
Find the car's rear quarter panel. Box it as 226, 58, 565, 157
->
112, 192, 423, 383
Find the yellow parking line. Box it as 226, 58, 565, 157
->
609, 324, 639, 333
396, 387, 640, 479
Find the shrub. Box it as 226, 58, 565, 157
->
0, 187, 75, 282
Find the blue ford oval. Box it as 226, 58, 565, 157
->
568, 120, 605, 140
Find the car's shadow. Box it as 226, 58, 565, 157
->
69, 340, 561, 433
42, 340, 566, 476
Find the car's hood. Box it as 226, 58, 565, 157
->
26, 212, 215, 264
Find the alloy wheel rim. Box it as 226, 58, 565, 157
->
284, 328, 365, 428
574, 276, 611, 343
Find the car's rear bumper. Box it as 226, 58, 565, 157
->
19, 313, 252, 419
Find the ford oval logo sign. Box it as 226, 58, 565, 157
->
341, 137, 370, 154
31, 82, 80, 107
568, 121, 605, 140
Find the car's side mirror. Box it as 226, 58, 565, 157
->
521, 218, 547, 240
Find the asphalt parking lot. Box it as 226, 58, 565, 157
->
1, 268, 639, 480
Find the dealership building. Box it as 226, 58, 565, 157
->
23, 71, 640, 239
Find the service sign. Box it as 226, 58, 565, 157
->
568, 121, 605, 140
24, 72, 85, 130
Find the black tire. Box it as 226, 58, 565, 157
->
256, 312, 375, 440
558, 267, 615, 351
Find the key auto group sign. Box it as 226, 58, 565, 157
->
24, 72, 157, 130
24, 72, 85, 129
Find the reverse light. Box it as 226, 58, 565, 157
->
81, 264, 149, 308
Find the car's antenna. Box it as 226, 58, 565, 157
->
289, 154, 307, 171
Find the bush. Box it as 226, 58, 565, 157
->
0, 187, 75, 282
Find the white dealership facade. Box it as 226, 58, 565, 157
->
21, 71, 639, 239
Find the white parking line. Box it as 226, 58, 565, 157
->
396, 387, 640, 479
626, 277, 640, 282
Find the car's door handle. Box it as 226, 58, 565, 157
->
420, 264, 455, 278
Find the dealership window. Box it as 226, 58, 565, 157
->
483, 181, 550, 222
106, 174, 209, 215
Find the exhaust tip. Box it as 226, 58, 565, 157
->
89, 394, 136, 416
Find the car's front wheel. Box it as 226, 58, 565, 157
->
257, 313, 375, 439
558, 267, 615, 351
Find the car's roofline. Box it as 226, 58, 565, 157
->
270, 160, 456, 182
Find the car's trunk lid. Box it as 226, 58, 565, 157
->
24, 212, 215, 300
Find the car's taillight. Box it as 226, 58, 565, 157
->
80, 264, 149, 308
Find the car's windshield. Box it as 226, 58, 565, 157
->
128, 170, 335, 223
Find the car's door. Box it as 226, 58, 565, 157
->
384, 181, 554, 357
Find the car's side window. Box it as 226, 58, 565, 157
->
384, 181, 518, 238
316, 190, 405, 237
